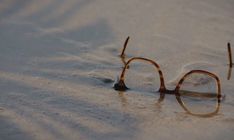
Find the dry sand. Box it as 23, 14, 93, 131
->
0, 0, 234, 140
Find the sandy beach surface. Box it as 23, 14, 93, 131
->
0, 0, 234, 140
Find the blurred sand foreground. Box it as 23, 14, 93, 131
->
0, 0, 234, 140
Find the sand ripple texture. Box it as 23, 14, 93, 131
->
0, 0, 234, 140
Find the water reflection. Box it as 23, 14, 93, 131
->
118, 92, 128, 107
227, 66, 232, 80
117, 91, 163, 114
117, 90, 221, 118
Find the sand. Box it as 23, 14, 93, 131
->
0, 0, 234, 140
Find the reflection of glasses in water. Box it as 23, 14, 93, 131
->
114, 37, 225, 117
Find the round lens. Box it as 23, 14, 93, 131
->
124, 59, 161, 94
178, 72, 219, 115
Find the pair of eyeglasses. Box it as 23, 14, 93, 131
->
114, 36, 225, 117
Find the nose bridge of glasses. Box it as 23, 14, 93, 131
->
161, 89, 176, 95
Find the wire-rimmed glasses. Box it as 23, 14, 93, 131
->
114, 37, 224, 117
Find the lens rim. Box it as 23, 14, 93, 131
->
117, 57, 166, 92
175, 70, 221, 117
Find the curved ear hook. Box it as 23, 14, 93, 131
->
227, 42, 233, 67
227, 66, 232, 80
227, 42, 233, 80
120, 36, 131, 69
120, 36, 130, 58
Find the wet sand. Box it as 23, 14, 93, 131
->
0, 0, 234, 140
